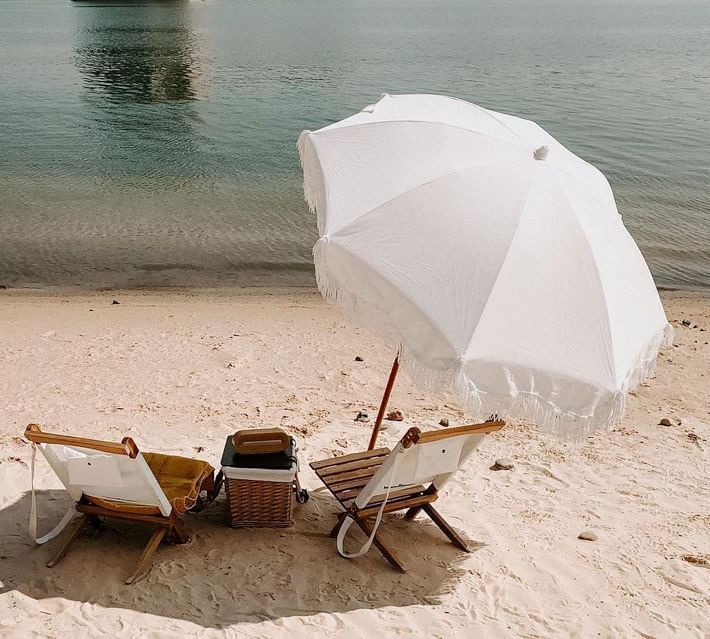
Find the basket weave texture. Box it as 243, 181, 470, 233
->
225, 476, 294, 528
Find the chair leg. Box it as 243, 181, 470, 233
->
356, 518, 406, 572
404, 506, 423, 520
423, 504, 469, 552
329, 513, 346, 538
170, 515, 190, 545
47, 514, 88, 568
125, 527, 167, 585
406, 487, 436, 520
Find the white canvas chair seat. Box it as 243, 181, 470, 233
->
25, 424, 217, 584
310, 420, 504, 571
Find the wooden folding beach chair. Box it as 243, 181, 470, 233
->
25, 424, 220, 584
310, 420, 505, 571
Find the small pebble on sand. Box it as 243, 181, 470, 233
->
386, 410, 404, 421
439, 418, 450, 427
492, 458, 514, 471
578, 530, 598, 541
354, 356, 364, 362
682, 554, 710, 567
112, 299, 120, 305
355, 411, 369, 422
659, 418, 672, 426
681, 319, 691, 327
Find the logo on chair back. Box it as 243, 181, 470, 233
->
66, 454, 124, 486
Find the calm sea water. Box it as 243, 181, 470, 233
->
1, 0, 709, 289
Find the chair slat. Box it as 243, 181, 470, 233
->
310, 447, 390, 471
356, 494, 437, 518
336, 486, 373, 502
330, 475, 375, 494
326, 464, 383, 487
343, 494, 437, 519
339, 484, 426, 505
316, 455, 388, 478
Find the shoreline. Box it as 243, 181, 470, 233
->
1, 283, 708, 298
0, 285, 321, 299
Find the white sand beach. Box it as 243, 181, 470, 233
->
0, 288, 708, 638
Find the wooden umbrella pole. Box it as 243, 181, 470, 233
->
368, 356, 400, 450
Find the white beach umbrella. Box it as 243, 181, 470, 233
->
298, 94, 671, 442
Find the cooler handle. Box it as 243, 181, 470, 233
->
232, 428, 290, 455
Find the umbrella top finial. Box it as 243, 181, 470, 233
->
534, 145, 549, 161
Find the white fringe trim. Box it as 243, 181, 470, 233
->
297, 130, 327, 236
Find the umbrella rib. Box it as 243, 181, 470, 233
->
546, 168, 617, 385
467, 103, 529, 145
550, 161, 615, 212
461, 167, 541, 358
315, 119, 524, 153
387, 93, 529, 145
424, 94, 534, 145
320, 240, 459, 359
328, 155, 523, 241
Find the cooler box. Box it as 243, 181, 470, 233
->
221, 428, 306, 528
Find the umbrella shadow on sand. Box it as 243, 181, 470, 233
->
0, 489, 481, 629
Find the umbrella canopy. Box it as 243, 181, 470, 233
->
298, 94, 671, 439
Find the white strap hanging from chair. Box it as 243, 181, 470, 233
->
336, 448, 404, 558
29, 443, 76, 545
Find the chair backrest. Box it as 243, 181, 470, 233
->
25, 424, 172, 517
355, 421, 505, 508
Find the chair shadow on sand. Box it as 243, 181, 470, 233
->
0, 488, 482, 629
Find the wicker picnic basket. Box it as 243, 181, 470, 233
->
224, 472, 294, 528
221, 428, 308, 528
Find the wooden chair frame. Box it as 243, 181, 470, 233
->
311, 420, 505, 571
25, 424, 217, 585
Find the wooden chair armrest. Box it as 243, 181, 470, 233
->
24, 423, 139, 458
402, 420, 505, 446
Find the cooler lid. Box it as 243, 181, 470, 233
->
220, 435, 296, 470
